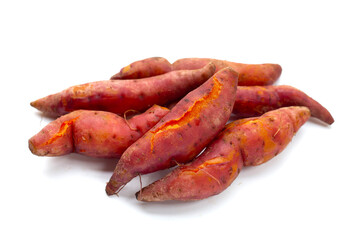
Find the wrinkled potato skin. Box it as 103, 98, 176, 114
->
233, 85, 334, 124
106, 67, 239, 195
136, 107, 310, 201
110, 57, 172, 80
30, 63, 216, 117
28, 105, 169, 158
172, 58, 282, 86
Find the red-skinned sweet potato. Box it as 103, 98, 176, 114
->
136, 106, 310, 201
30, 62, 216, 117
233, 85, 334, 125
110, 57, 172, 80
105, 67, 239, 195
172, 58, 282, 86
28, 105, 169, 158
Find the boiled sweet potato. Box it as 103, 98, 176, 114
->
30, 62, 216, 117
136, 106, 310, 201
172, 58, 282, 86
233, 85, 334, 124
110, 57, 172, 80
105, 67, 239, 195
28, 105, 169, 158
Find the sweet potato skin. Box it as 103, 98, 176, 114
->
233, 85, 334, 124
110, 57, 172, 80
172, 58, 282, 86
136, 126, 243, 201
136, 107, 310, 201
28, 105, 169, 158
234, 106, 310, 166
30, 63, 216, 117
105, 67, 239, 195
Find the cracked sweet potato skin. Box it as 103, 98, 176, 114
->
105, 67, 239, 195
110, 57, 172, 80
136, 107, 310, 201
30, 63, 216, 117
28, 105, 169, 158
233, 85, 334, 124
172, 58, 282, 86
136, 125, 243, 201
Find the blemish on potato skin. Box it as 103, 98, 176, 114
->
220, 176, 227, 184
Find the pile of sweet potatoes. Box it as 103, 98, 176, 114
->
29, 57, 334, 202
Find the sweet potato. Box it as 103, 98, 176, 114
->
233, 85, 334, 124
30, 62, 216, 117
105, 67, 239, 195
28, 105, 169, 158
172, 58, 282, 86
136, 106, 310, 201
110, 57, 172, 80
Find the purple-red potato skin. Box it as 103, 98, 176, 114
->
28, 105, 169, 158
105, 67, 239, 195
236, 106, 310, 166
137, 125, 243, 201
233, 85, 334, 124
136, 107, 310, 201
172, 58, 282, 86
110, 57, 172, 80
30, 63, 216, 117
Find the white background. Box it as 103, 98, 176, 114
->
1, 0, 359, 239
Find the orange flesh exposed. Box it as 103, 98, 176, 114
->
72, 84, 91, 98
150, 76, 223, 152
121, 64, 131, 74
186, 157, 229, 173
240, 119, 278, 162
41, 117, 79, 146
182, 150, 239, 184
